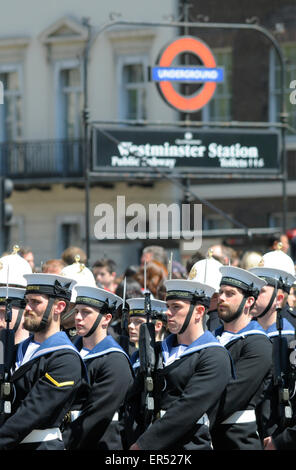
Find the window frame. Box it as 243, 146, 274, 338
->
202, 47, 232, 124
54, 59, 83, 140
269, 43, 296, 142
0, 63, 23, 142
117, 54, 149, 120
56, 213, 85, 256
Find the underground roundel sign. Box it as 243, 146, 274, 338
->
152, 36, 224, 113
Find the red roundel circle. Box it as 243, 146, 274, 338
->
157, 36, 217, 112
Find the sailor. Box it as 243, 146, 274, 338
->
211, 266, 273, 450
127, 297, 168, 371
128, 278, 233, 451
62, 285, 134, 450
121, 297, 168, 447
250, 248, 296, 439
60, 254, 96, 340
0, 246, 32, 344
264, 248, 296, 330
0, 273, 87, 450
187, 249, 223, 332
0, 286, 29, 345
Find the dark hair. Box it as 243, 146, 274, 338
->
135, 260, 168, 297
19, 246, 33, 256
92, 258, 116, 274
115, 280, 144, 299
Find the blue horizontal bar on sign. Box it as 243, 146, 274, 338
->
151, 66, 224, 82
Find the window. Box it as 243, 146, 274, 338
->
203, 214, 233, 231
269, 212, 296, 230
118, 56, 148, 120
60, 223, 80, 250
202, 49, 232, 123
270, 44, 296, 134
55, 60, 83, 140
56, 214, 84, 256
0, 65, 23, 142
54, 61, 83, 172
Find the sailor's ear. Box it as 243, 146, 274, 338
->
194, 304, 205, 320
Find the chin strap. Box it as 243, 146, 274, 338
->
221, 281, 259, 324
223, 296, 248, 324
84, 313, 103, 338
178, 291, 209, 335
39, 297, 56, 331
12, 308, 25, 333
256, 280, 278, 319
84, 299, 118, 338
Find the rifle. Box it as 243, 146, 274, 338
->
273, 305, 293, 430
119, 277, 130, 354
138, 261, 157, 428
0, 269, 15, 424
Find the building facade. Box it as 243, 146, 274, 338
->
1, 0, 296, 272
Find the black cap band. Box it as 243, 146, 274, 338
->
221, 277, 259, 298
166, 290, 210, 307
0, 297, 26, 309
26, 280, 72, 301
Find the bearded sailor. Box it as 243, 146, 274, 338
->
0, 273, 87, 450
128, 278, 233, 451
62, 285, 134, 450
211, 266, 273, 450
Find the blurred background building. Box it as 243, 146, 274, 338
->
0, 0, 295, 271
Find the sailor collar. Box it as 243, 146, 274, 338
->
161, 330, 224, 365
16, 331, 81, 365
265, 318, 295, 337
130, 350, 140, 369
75, 334, 130, 362
215, 319, 268, 346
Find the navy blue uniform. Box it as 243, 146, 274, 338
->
257, 318, 296, 440
0, 332, 86, 450
211, 320, 273, 450
126, 330, 232, 450
63, 335, 134, 450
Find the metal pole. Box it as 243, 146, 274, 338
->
82, 18, 91, 266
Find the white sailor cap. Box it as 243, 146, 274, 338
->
127, 298, 168, 320
126, 298, 146, 317
24, 273, 76, 302
188, 257, 223, 293
250, 249, 296, 292
220, 266, 266, 297
61, 260, 96, 302
261, 249, 295, 276
0, 251, 32, 287
0, 286, 25, 305
75, 285, 122, 314
151, 299, 168, 322
164, 279, 216, 307
152, 299, 168, 313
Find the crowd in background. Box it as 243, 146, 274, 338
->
12, 232, 296, 311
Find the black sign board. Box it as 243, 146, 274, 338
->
92, 127, 281, 177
